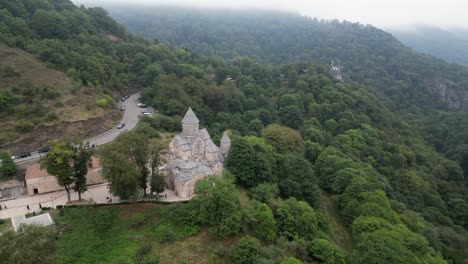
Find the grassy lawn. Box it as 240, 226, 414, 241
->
53, 203, 234, 264
0, 218, 12, 233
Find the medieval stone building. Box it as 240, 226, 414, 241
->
161, 107, 230, 199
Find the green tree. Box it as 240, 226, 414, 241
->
225, 136, 256, 187
149, 139, 166, 196
40, 140, 74, 203
280, 257, 303, 264
253, 203, 277, 242
276, 198, 318, 241
308, 239, 346, 264
249, 183, 279, 203
0, 152, 16, 178
72, 142, 93, 201
31, 9, 68, 39
192, 176, 242, 237
0, 224, 56, 264
262, 124, 304, 154
232, 236, 262, 264
101, 140, 140, 200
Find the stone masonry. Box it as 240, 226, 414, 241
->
161, 107, 230, 199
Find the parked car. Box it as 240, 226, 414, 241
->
38, 146, 50, 154
116, 123, 125, 129
142, 111, 152, 116
137, 103, 146, 108
121, 97, 126, 102
17, 152, 31, 159
120, 106, 126, 111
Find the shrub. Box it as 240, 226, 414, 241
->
232, 236, 262, 264
131, 212, 146, 226
153, 224, 175, 242
96, 94, 114, 108
136, 243, 158, 264
45, 112, 58, 121
91, 208, 116, 232
280, 257, 303, 264
15, 121, 35, 133
0, 219, 5, 224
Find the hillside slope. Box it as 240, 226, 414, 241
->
0, 46, 119, 153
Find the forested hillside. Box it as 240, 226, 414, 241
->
0, 0, 207, 151
0, 1, 467, 263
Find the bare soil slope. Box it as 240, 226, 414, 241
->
0, 47, 119, 153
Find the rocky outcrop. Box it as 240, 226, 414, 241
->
426, 79, 468, 111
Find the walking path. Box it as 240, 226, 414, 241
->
0, 185, 188, 219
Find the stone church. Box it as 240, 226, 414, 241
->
161, 107, 231, 199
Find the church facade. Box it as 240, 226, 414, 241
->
161, 107, 230, 199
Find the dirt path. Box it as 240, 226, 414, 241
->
321, 192, 353, 256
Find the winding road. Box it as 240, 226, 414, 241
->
14, 92, 145, 166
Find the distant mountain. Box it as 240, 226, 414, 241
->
390, 26, 468, 66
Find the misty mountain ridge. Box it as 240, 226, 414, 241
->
389, 26, 468, 66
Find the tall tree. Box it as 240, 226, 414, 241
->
149, 139, 166, 196
72, 142, 93, 201
0, 152, 16, 178
40, 140, 74, 203
193, 176, 242, 237
101, 141, 140, 200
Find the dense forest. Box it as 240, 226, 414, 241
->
0, 1, 467, 263
97, 6, 468, 185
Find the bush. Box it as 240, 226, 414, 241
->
0, 219, 5, 224
135, 243, 158, 264
131, 212, 146, 226
91, 208, 117, 232
153, 224, 175, 242
15, 121, 35, 133
232, 236, 262, 264
96, 94, 114, 108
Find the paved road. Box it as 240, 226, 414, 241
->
14, 92, 145, 166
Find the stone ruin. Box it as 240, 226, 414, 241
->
330, 60, 343, 81
161, 107, 231, 199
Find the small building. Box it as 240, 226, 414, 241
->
25, 157, 104, 196
11, 213, 54, 232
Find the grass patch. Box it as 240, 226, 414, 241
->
321, 192, 352, 255
53, 203, 220, 264
0, 218, 12, 233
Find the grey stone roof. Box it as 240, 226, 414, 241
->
163, 160, 213, 183
221, 132, 231, 143
11, 213, 54, 232
206, 142, 219, 153
174, 134, 189, 145
199, 128, 211, 140
182, 107, 199, 124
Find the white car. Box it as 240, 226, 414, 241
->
137, 103, 146, 108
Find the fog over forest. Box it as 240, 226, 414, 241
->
73, 0, 468, 29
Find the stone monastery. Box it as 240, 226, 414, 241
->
161, 107, 231, 199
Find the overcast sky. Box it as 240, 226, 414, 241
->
74, 0, 468, 29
